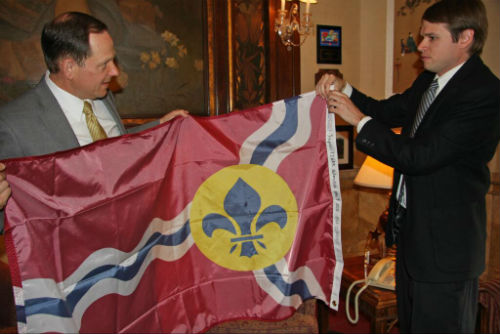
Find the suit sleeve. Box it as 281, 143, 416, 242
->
356, 77, 500, 176
0, 116, 22, 233
0, 116, 25, 160
125, 120, 160, 134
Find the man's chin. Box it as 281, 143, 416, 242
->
96, 89, 109, 99
422, 63, 435, 73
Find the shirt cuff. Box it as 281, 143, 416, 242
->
343, 83, 353, 97
357, 116, 372, 133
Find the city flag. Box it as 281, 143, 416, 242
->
3, 91, 343, 333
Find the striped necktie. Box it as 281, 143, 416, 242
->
393, 78, 439, 241
83, 101, 108, 142
410, 78, 439, 137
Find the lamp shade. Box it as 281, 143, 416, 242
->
354, 156, 393, 189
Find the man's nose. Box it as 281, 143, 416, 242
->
108, 61, 120, 76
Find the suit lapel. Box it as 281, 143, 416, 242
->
102, 92, 126, 135
418, 84, 450, 130
35, 77, 80, 150
401, 73, 434, 137
412, 56, 480, 135
36, 76, 126, 148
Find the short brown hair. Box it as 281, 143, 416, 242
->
41, 12, 108, 73
422, 0, 487, 56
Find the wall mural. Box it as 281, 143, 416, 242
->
393, 0, 437, 93
0, 0, 206, 117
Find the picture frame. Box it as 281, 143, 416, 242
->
316, 25, 342, 64
336, 125, 353, 169
0, 0, 208, 119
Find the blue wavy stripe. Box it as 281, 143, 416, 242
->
23, 221, 191, 319
16, 305, 26, 324
250, 97, 299, 165
263, 265, 313, 300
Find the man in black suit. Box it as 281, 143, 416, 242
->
0, 12, 188, 232
317, 0, 499, 332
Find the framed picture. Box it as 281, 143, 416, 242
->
0, 0, 207, 118
336, 125, 353, 169
317, 25, 342, 64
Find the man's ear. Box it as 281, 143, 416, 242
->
59, 57, 78, 80
458, 29, 474, 50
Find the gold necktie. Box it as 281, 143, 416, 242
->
83, 101, 108, 142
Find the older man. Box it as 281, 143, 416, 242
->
0, 12, 188, 232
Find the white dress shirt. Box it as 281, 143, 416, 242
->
45, 72, 121, 146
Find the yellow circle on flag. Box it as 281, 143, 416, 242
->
190, 164, 298, 271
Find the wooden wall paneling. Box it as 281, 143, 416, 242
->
210, 0, 301, 114
231, 0, 268, 111
206, 0, 231, 115
195, 0, 302, 115
267, 0, 301, 102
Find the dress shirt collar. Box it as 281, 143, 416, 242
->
45, 71, 87, 125
434, 61, 465, 95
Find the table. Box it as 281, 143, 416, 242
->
340, 256, 398, 333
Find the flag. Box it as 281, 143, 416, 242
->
3, 91, 343, 333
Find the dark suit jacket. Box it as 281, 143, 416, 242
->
0, 75, 159, 231
353, 55, 500, 282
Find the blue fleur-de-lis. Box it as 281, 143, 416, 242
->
202, 178, 288, 258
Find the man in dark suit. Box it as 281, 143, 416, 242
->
317, 0, 499, 332
0, 12, 188, 232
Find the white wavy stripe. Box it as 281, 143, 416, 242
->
275, 257, 326, 301
239, 100, 286, 165
21, 278, 65, 300
20, 203, 192, 302
13, 286, 27, 333
25, 235, 194, 333
20, 204, 194, 331
21, 229, 194, 300
13, 285, 24, 306
17, 322, 27, 334
27, 314, 77, 334
72, 239, 194, 330
252, 257, 326, 308
253, 271, 302, 308
63, 203, 192, 288
263, 92, 314, 172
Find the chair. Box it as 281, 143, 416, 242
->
207, 299, 318, 333
477, 279, 500, 333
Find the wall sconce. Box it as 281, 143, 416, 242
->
275, 0, 317, 50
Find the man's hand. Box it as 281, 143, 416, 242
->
0, 163, 11, 210
316, 73, 346, 99
326, 91, 365, 127
159, 109, 189, 124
